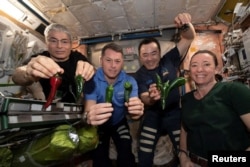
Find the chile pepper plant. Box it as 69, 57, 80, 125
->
156, 73, 186, 110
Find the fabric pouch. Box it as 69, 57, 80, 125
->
77, 125, 98, 153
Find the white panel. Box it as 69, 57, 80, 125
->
107, 16, 130, 33
29, 0, 63, 12
15, 0, 226, 38
62, 0, 90, 6
97, 1, 126, 20
84, 21, 108, 36
69, 4, 100, 22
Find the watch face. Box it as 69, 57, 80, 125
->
178, 149, 188, 158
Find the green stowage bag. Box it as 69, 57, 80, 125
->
77, 125, 99, 153
28, 124, 79, 165
0, 147, 13, 167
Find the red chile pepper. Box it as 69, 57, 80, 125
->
43, 73, 62, 110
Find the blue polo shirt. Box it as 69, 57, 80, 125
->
84, 68, 138, 125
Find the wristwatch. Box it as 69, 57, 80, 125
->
178, 149, 189, 158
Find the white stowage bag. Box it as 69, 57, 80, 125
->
153, 135, 174, 165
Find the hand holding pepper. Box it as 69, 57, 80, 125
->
86, 103, 113, 125
43, 73, 62, 110
125, 97, 144, 120
75, 61, 95, 81
148, 83, 161, 102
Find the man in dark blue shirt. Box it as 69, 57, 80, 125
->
135, 13, 196, 167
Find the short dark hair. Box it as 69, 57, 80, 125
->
191, 50, 218, 66
138, 38, 161, 56
223, 68, 228, 74
101, 43, 123, 57
215, 74, 223, 82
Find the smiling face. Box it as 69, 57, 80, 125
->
100, 48, 124, 83
189, 52, 218, 86
139, 42, 161, 70
46, 30, 72, 62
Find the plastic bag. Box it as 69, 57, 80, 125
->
11, 124, 79, 166
0, 147, 12, 167
77, 125, 98, 154
29, 124, 79, 164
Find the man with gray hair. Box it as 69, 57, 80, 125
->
12, 23, 95, 102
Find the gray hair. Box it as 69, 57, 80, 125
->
44, 23, 72, 43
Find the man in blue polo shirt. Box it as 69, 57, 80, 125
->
83, 42, 144, 167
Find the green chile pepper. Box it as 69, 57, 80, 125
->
160, 80, 169, 110
156, 74, 169, 110
155, 74, 186, 110
163, 77, 186, 109
124, 81, 132, 103
105, 85, 114, 103
156, 74, 163, 90
75, 75, 84, 102
168, 77, 186, 92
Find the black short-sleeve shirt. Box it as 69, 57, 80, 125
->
27, 50, 89, 103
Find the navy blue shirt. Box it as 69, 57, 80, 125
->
134, 47, 181, 112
